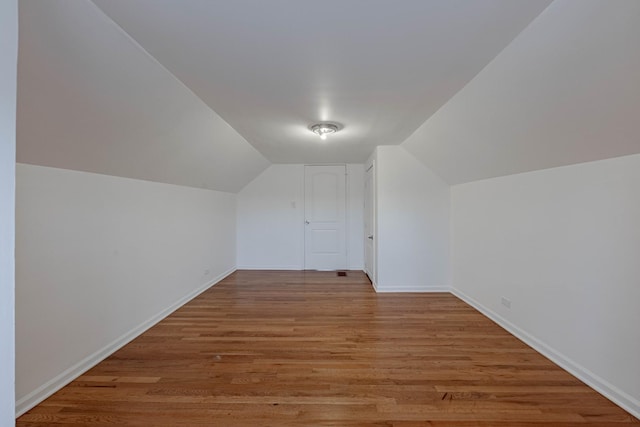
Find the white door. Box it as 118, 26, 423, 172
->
304, 165, 347, 270
364, 162, 375, 283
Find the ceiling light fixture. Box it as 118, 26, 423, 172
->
310, 123, 339, 140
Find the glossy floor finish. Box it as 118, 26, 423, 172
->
18, 270, 639, 426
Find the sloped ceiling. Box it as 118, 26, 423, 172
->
19, 0, 638, 189
94, 0, 549, 163
91, 0, 551, 164
17, 0, 270, 192
403, 0, 640, 184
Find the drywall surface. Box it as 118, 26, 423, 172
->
375, 146, 449, 291
237, 165, 305, 269
0, 0, 17, 422
237, 164, 364, 270
403, 0, 640, 184
93, 0, 550, 164
16, 164, 237, 415
346, 164, 365, 270
451, 153, 640, 416
17, 0, 269, 192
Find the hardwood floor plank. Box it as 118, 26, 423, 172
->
17, 270, 639, 426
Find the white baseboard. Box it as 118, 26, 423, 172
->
236, 265, 302, 270
450, 287, 640, 420
373, 284, 450, 293
15, 267, 236, 418
16, 272, 638, 420
237, 266, 366, 271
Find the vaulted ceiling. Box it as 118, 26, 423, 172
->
91, 0, 552, 164
16, 0, 640, 191
17, 0, 269, 192
404, 0, 640, 184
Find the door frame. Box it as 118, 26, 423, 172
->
364, 160, 376, 286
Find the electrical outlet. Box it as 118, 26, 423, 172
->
501, 297, 512, 309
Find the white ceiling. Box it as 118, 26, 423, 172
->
17, 0, 640, 190
403, 0, 640, 184
17, 0, 269, 192
92, 0, 552, 164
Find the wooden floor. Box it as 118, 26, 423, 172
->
18, 270, 638, 426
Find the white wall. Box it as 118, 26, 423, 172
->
374, 146, 449, 291
451, 153, 640, 417
237, 164, 364, 270
16, 164, 237, 415
0, 0, 17, 423
346, 164, 365, 270
237, 165, 304, 269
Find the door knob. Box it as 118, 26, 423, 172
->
368, 235, 374, 240
305, 220, 310, 225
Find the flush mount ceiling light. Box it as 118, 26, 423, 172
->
310, 123, 339, 140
